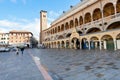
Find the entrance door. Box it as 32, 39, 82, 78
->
106, 40, 114, 50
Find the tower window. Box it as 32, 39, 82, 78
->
43, 15, 46, 17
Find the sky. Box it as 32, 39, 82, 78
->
0, 0, 80, 40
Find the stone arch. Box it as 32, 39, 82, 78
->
75, 18, 78, 27
90, 36, 99, 41
93, 8, 102, 21
49, 43, 51, 48
58, 35, 64, 39
51, 42, 54, 48
45, 38, 50, 41
116, 33, 120, 39
71, 37, 80, 49
84, 12, 91, 24
116, 0, 120, 13
55, 27, 57, 33
66, 40, 70, 48
57, 41, 60, 48
90, 36, 99, 49
61, 41, 65, 48
50, 29, 52, 34
53, 28, 55, 34
101, 35, 113, 41
48, 30, 51, 34
79, 16, 83, 25
70, 20, 74, 28
116, 33, 120, 49
86, 27, 101, 34
61, 24, 64, 32
105, 21, 120, 30
58, 26, 61, 32
77, 30, 82, 36
103, 3, 115, 17
66, 33, 71, 38
65, 22, 69, 30
54, 42, 56, 48
81, 38, 88, 49
101, 34, 114, 50
51, 36, 54, 40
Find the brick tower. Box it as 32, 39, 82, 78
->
40, 10, 47, 44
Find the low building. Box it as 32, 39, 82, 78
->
0, 33, 9, 46
9, 30, 33, 46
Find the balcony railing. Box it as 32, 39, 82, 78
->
84, 22, 91, 26
93, 19, 102, 24
116, 13, 120, 17
103, 14, 116, 21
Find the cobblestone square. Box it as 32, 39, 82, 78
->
31, 49, 120, 80
0, 49, 120, 80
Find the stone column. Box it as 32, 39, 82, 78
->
79, 41, 82, 49
54, 43, 56, 48
64, 41, 66, 48
113, 2, 117, 16
69, 40, 72, 49
51, 44, 53, 48
57, 44, 60, 48
114, 38, 117, 50
95, 41, 97, 49
74, 39, 77, 49
99, 40, 102, 50
100, 0, 105, 31
88, 41, 91, 50
59, 42, 61, 48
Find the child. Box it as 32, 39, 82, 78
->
16, 47, 19, 55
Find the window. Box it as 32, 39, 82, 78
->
43, 15, 46, 17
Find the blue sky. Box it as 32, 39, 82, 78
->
0, 0, 80, 39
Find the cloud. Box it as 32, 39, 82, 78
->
23, 18, 40, 40
0, 20, 20, 28
0, 11, 61, 40
0, 18, 40, 40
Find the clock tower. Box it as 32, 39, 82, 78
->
40, 10, 47, 44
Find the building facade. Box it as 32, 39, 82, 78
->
0, 33, 9, 45
9, 30, 33, 46
41, 0, 120, 50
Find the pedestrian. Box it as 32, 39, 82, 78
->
20, 47, 25, 55
16, 47, 19, 55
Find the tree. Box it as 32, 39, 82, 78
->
30, 36, 38, 48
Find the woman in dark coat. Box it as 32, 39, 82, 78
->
20, 47, 24, 55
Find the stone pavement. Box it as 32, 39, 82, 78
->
30, 49, 120, 80
0, 50, 44, 80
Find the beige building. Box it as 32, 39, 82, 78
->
40, 0, 120, 50
9, 30, 33, 46
0, 33, 9, 45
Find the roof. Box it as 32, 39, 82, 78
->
9, 30, 31, 33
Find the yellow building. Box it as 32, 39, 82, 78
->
9, 30, 33, 46
40, 0, 120, 50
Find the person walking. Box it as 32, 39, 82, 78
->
16, 47, 19, 55
20, 47, 25, 55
